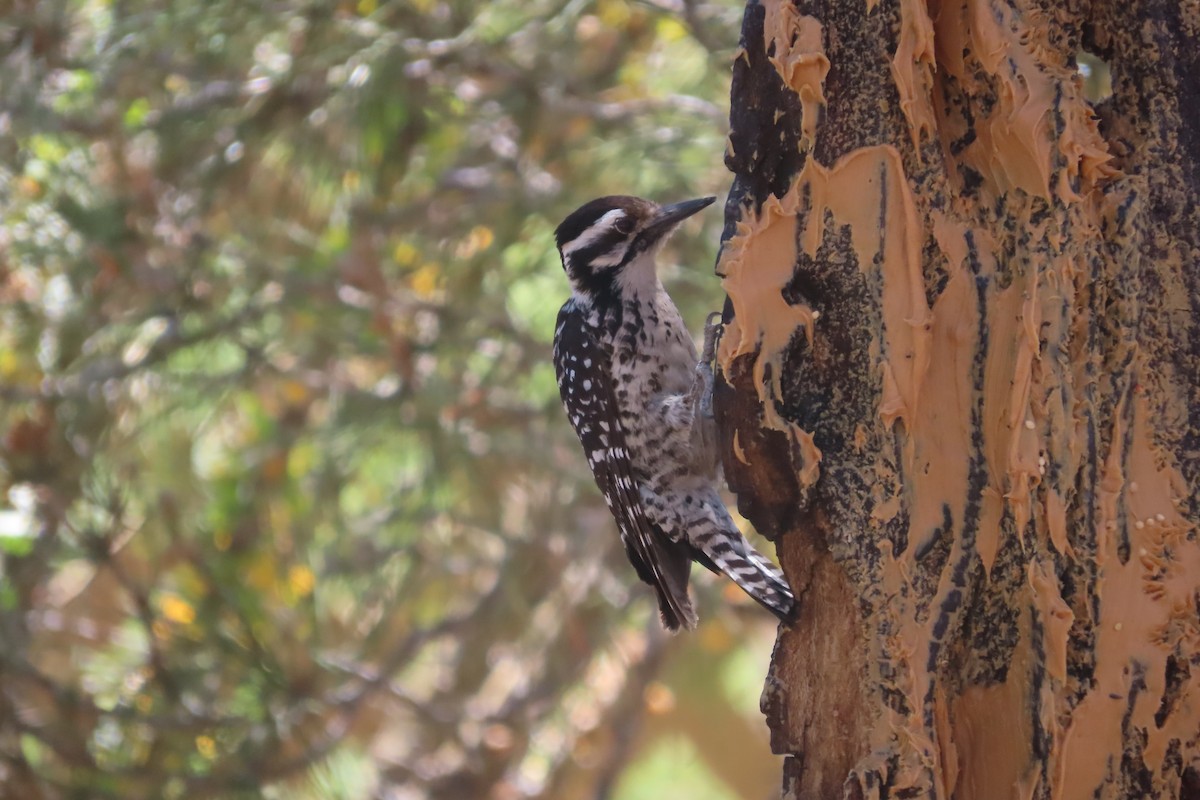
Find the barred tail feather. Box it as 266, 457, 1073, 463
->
695, 530, 794, 621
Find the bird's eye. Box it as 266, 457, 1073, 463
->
613, 217, 635, 236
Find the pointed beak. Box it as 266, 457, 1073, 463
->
642, 196, 716, 243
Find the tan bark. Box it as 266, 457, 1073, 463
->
715, 0, 1200, 797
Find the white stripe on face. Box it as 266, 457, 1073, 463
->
588, 241, 629, 269
560, 209, 627, 256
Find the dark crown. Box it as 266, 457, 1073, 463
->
554, 195, 715, 298
554, 196, 654, 253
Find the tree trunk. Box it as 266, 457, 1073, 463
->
714, 0, 1200, 798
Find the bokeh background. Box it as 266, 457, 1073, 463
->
0, 2, 786, 798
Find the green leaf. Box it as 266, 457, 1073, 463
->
123, 98, 152, 130
614, 736, 740, 800
507, 270, 565, 342
0, 534, 34, 557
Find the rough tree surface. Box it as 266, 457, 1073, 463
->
713, 0, 1200, 797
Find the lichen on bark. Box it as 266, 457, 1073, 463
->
716, 0, 1200, 797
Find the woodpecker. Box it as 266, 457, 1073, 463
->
552, 195, 794, 630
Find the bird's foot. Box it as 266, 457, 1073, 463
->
688, 312, 723, 419
700, 311, 723, 365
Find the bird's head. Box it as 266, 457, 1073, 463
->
554, 195, 715, 300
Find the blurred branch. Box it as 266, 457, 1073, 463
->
91, 546, 183, 704
0, 302, 266, 402
548, 92, 727, 124
575, 622, 671, 800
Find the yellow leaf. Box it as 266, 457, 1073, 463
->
357, 0, 377, 14
619, 61, 647, 89
411, 263, 441, 297
472, 226, 495, 250
160, 594, 196, 625
456, 225, 495, 258
195, 735, 217, 759
597, 0, 631, 28
281, 379, 309, 406
0, 349, 18, 378
288, 441, 316, 479
393, 241, 419, 267
656, 17, 688, 42
288, 564, 315, 597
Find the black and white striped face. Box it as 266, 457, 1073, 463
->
554, 195, 715, 300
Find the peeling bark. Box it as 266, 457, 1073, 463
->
715, 0, 1200, 797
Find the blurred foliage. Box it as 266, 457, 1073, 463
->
0, 1, 782, 798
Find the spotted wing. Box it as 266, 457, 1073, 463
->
553, 301, 696, 630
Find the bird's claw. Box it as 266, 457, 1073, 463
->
700, 311, 723, 365
689, 311, 724, 421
